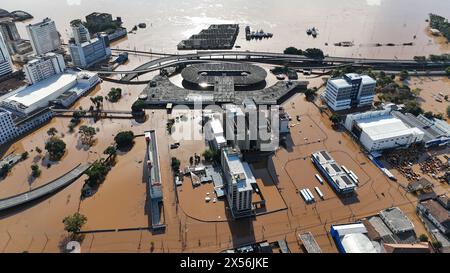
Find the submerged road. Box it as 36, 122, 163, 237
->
0, 164, 89, 212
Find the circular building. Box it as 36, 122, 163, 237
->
181, 63, 267, 90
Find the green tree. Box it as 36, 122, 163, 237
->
107, 88, 122, 102
62, 212, 87, 234
31, 164, 41, 178
85, 159, 111, 187
47, 127, 58, 137
329, 114, 341, 125
73, 110, 86, 120
446, 66, 450, 77
431, 240, 443, 250
202, 149, 215, 162
21, 152, 29, 160
90, 96, 104, 110
35, 147, 42, 154
0, 164, 10, 178
78, 125, 97, 146
447, 105, 450, 119
419, 234, 429, 242
104, 146, 117, 157
424, 111, 434, 119
171, 157, 181, 172
403, 100, 423, 116
114, 131, 135, 150
304, 48, 324, 59
131, 100, 146, 112
304, 88, 318, 100
45, 137, 66, 161
283, 47, 302, 55
399, 70, 409, 81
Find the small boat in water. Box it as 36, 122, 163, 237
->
138, 23, 147, 28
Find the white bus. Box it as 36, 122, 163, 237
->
315, 187, 324, 199
306, 188, 315, 202
300, 189, 311, 203
315, 174, 324, 184
302, 189, 312, 202
341, 165, 350, 174
349, 171, 359, 181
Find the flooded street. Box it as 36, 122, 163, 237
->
0, 0, 448, 253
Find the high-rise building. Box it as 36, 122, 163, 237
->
0, 108, 17, 144
324, 73, 376, 111
68, 33, 111, 68
0, 32, 13, 77
23, 52, 66, 84
221, 148, 255, 219
70, 20, 90, 45
0, 19, 20, 41
26, 18, 61, 55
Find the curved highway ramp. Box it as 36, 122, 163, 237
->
0, 164, 89, 212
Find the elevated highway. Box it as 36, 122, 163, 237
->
0, 164, 89, 212
91, 50, 449, 82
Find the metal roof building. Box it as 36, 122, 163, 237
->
330, 222, 381, 253
345, 109, 424, 152
311, 151, 357, 195
392, 111, 450, 148
145, 130, 166, 231
379, 207, 415, 234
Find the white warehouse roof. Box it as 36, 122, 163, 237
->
356, 114, 423, 141
3, 73, 77, 113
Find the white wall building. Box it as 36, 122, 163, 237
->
26, 18, 61, 55
206, 118, 227, 151
221, 148, 255, 219
69, 34, 111, 68
2, 70, 99, 115
325, 73, 376, 111
0, 108, 17, 144
345, 110, 424, 152
23, 52, 65, 84
71, 21, 90, 45
0, 32, 13, 77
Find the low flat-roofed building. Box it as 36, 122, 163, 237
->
0, 70, 99, 145
298, 232, 322, 253
345, 109, 424, 152
144, 130, 165, 231
417, 199, 450, 235
407, 177, 434, 193
392, 111, 450, 148
2, 73, 76, 114
383, 243, 431, 253
330, 222, 381, 253
379, 207, 415, 234
311, 150, 357, 195
438, 194, 450, 210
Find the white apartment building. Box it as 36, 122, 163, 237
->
325, 73, 376, 111
0, 32, 13, 77
221, 148, 255, 219
26, 18, 61, 55
23, 52, 65, 84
